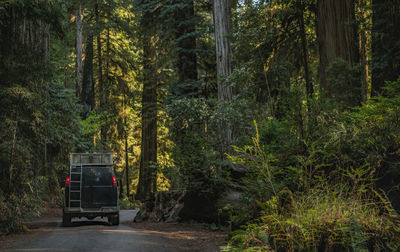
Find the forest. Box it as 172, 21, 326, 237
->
1, 0, 400, 250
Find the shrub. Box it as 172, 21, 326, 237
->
0, 177, 45, 233
223, 186, 400, 251
223, 79, 400, 251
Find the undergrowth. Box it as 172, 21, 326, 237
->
0, 177, 46, 233
222, 186, 400, 251
222, 80, 400, 251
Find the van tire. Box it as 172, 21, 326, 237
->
62, 211, 72, 227
109, 214, 119, 225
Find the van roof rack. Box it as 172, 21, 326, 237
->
70, 153, 113, 166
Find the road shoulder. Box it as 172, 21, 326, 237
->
128, 221, 228, 251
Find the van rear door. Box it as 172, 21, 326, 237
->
81, 166, 117, 208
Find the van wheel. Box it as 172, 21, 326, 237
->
108, 214, 119, 225
62, 211, 71, 227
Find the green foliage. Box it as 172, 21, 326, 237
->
119, 197, 138, 210
0, 177, 48, 233
223, 186, 400, 251
0, 0, 84, 233
79, 111, 110, 136
231, 0, 317, 107
228, 121, 280, 198
209, 99, 256, 147
224, 79, 400, 250
165, 96, 256, 196
171, 131, 225, 194
325, 58, 362, 106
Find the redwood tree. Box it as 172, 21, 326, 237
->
214, 0, 234, 152
174, 0, 199, 97
317, 0, 361, 106
76, 5, 83, 98
82, 34, 94, 118
136, 0, 158, 201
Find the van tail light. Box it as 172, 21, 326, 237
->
65, 177, 70, 187
112, 176, 117, 187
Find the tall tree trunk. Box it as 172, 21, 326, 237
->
214, 0, 233, 101
214, 0, 233, 153
298, 1, 313, 97
96, 3, 104, 108
171, 0, 201, 141
317, 0, 361, 106
358, 0, 369, 101
5, 1, 50, 65
9, 120, 17, 191
95, 2, 108, 147
371, 0, 400, 96
174, 0, 198, 97
125, 134, 130, 197
137, 6, 158, 201
76, 5, 83, 98
100, 26, 111, 147
123, 94, 130, 198
82, 34, 95, 118
105, 27, 110, 102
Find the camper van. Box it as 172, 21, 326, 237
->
63, 153, 119, 226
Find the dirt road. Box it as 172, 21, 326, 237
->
0, 210, 225, 252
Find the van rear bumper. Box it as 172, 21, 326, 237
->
64, 206, 119, 215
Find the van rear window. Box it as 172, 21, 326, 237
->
82, 166, 113, 186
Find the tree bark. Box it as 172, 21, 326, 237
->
96, 3, 104, 109
174, 0, 198, 97
5, 1, 50, 63
100, 26, 111, 146
298, 1, 313, 97
214, 0, 233, 101
125, 135, 130, 197
358, 0, 369, 101
371, 0, 400, 96
137, 6, 158, 201
317, 0, 361, 106
82, 34, 95, 117
214, 0, 234, 153
76, 5, 83, 98
123, 94, 130, 197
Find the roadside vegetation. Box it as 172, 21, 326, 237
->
222, 81, 400, 250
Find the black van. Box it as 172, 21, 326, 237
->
63, 153, 119, 226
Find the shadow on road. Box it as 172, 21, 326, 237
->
24, 209, 138, 229
67, 218, 111, 227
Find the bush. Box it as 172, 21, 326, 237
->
0, 177, 46, 233
223, 186, 400, 251
223, 79, 400, 251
